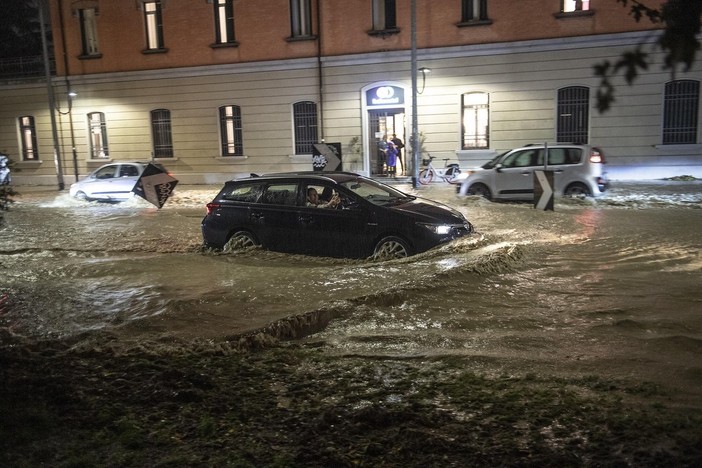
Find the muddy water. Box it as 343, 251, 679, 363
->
1, 181, 701, 397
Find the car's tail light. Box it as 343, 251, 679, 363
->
590, 148, 605, 164
206, 203, 220, 215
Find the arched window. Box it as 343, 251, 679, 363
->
150, 109, 173, 158
88, 112, 109, 159
663, 80, 699, 144
18, 116, 38, 161
557, 86, 589, 144
219, 105, 243, 156
461, 92, 489, 149
293, 101, 318, 154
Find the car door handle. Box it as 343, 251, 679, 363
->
251, 211, 264, 221
299, 215, 313, 225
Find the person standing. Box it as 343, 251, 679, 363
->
386, 141, 398, 178
391, 134, 405, 175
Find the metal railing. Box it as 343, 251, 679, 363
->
0, 55, 55, 79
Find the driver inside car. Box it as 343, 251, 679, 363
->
306, 187, 340, 208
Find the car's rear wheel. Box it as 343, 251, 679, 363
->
372, 236, 411, 261
469, 183, 492, 200
564, 182, 591, 197
224, 231, 260, 252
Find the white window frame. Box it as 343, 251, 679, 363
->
461, 92, 489, 150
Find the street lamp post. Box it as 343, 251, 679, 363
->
410, 0, 419, 188
39, 0, 65, 190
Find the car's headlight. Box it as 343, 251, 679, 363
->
418, 223, 453, 235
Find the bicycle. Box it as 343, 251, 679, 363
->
418, 155, 461, 184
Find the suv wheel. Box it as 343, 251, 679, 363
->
564, 182, 591, 197
224, 231, 260, 252
469, 183, 492, 201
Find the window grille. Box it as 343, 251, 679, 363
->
293, 101, 318, 155
462, 92, 489, 149
663, 80, 699, 144
557, 86, 589, 144
151, 109, 173, 158
19, 116, 38, 161
219, 105, 243, 156
88, 112, 109, 159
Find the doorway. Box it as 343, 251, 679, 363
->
368, 110, 406, 177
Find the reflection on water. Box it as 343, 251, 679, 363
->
0, 182, 701, 396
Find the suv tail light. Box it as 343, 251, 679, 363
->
589, 148, 605, 164
206, 202, 220, 215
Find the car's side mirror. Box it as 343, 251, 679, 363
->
495, 163, 504, 173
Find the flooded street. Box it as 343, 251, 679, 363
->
1, 180, 701, 400
2, 179, 702, 466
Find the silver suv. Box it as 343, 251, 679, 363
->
457, 143, 609, 200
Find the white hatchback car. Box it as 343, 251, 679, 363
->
457, 144, 609, 201
69, 161, 168, 201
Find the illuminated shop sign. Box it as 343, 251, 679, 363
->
367, 86, 405, 107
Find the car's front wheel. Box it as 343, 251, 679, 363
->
223, 231, 260, 252
468, 183, 492, 200
74, 191, 89, 201
372, 236, 411, 260
564, 182, 591, 197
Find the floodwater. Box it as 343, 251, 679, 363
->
1, 180, 701, 399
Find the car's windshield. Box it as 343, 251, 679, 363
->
340, 178, 415, 206
481, 151, 509, 169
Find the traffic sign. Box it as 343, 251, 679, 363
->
534, 170, 554, 211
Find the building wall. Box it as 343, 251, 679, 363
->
2, 1, 700, 186
50, 0, 664, 75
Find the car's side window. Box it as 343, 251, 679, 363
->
95, 166, 117, 179
261, 183, 298, 206
120, 165, 140, 177
503, 150, 538, 168
223, 183, 262, 203
565, 148, 582, 164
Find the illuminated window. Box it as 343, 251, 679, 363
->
18, 116, 38, 161
79, 8, 100, 56
557, 86, 589, 144
88, 112, 109, 159
150, 109, 173, 158
144, 1, 164, 51
293, 101, 318, 155
372, 0, 396, 31
219, 105, 243, 156
461, 0, 489, 22
214, 0, 236, 44
663, 80, 699, 144
562, 0, 590, 12
461, 93, 489, 149
290, 0, 312, 37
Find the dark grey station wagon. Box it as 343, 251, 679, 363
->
201, 172, 473, 260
